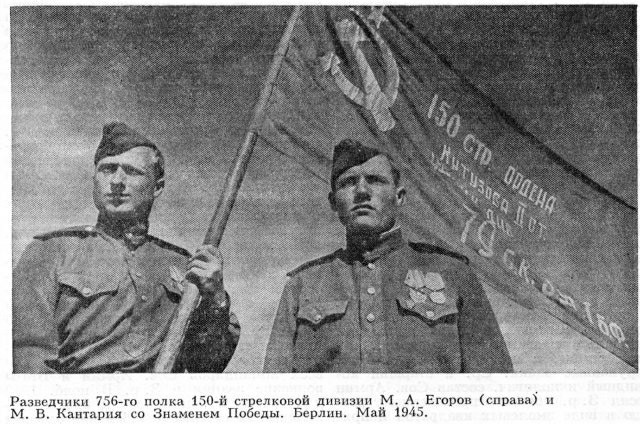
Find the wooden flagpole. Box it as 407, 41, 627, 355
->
154, 6, 303, 372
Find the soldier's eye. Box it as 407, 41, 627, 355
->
98, 164, 117, 174
366, 175, 388, 185
337, 176, 357, 189
122, 165, 145, 176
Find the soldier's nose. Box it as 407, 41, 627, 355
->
110, 168, 126, 186
354, 178, 371, 201
355, 178, 371, 194
356, 178, 369, 192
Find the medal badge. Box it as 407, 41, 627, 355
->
409, 288, 428, 304
404, 269, 447, 305
423, 272, 445, 291
403, 269, 425, 289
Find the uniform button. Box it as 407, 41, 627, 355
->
84, 226, 93, 232
367, 263, 375, 270
425, 310, 435, 319
135, 272, 142, 278
141, 295, 148, 302
367, 287, 376, 295
81, 287, 93, 296
366, 313, 375, 322
314, 314, 322, 321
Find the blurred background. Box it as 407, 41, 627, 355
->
11, 6, 636, 372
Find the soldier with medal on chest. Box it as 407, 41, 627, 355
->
264, 139, 512, 373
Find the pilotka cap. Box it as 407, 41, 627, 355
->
94, 122, 158, 164
330, 139, 384, 189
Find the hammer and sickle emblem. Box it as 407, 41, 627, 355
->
320, 8, 400, 132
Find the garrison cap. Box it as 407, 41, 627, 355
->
94, 122, 158, 165
330, 139, 384, 189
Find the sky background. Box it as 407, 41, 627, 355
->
11, 5, 636, 372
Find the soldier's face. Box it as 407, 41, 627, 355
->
329, 155, 405, 236
93, 147, 164, 221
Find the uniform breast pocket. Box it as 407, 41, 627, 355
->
294, 300, 350, 371
55, 273, 126, 348
397, 292, 459, 326
297, 300, 349, 327
57, 273, 121, 305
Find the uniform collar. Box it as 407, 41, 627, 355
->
96, 214, 149, 250
345, 226, 404, 263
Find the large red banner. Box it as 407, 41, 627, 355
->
257, 6, 637, 367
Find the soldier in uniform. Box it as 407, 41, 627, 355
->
264, 139, 512, 373
13, 122, 240, 373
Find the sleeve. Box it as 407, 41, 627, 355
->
174, 291, 241, 373
13, 239, 60, 373
263, 279, 299, 373
456, 266, 513, 373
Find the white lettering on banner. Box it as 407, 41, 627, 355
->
426, 93, 559, 217
486, 208, 514, 237
495, 242, 631, 351
514, 202, 526, 228
429, 138, 630, 354
461, 204, 498, 259
439, 145, 508, 209
459, 205, 630, 351
504, 166, 557, 215
427, 92, 492, 166
435, 145, 550, 242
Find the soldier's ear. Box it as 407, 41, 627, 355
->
154, 177, 165, 198
395, 185, 406, 206
328, 191, 337, 212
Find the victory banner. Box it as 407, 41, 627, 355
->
256, 6, 637, 367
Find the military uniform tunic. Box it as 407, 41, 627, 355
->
13, 225, 240, 373
264, 228, 512, 373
